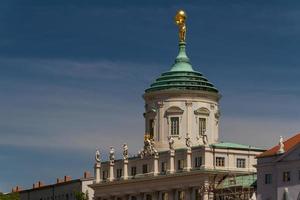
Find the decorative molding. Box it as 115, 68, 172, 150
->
165, 106, 184, 116
156, 101, 164, 108
194, 107, 210, 116
185, 101, 193, 107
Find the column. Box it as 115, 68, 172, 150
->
123, 159, 129, 180
168, 190, 175, 200
157, 102, 164, 142
154, 154, 159, 176
202, 179, 210, 200
137, 193, 144, 200
152, 192, 160, 200
185, 101, 192, 137
185, 148, 192, 172
184, 188, 192, 200
94, 162, 101, 183
109, 161, 114, 182
169, 150, 175, 174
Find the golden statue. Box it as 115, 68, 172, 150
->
175, 10, 187, 42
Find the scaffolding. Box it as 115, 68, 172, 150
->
197, 172, 257, 200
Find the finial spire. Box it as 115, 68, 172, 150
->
175, 10, 187, 42
170, 10, 194, 72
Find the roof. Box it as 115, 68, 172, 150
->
19, 177, 94, 193
211, 142, 264, 151
216, 174, 257, 189
145, 42, 218, 93
257, 133, 300, 158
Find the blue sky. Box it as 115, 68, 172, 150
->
1, 0, 300, 192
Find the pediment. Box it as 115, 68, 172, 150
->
165, 106, 184, 115
194, 107, 210, 116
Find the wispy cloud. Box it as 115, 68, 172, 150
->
221, 116, 300, 149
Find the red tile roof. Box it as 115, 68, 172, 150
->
257, 133, 300, 158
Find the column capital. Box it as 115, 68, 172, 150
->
185, 101, 193, 107
169, 149, 175, 156
94, 162, 101, 168
157, 101, 164, 108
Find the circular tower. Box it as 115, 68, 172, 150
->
143, 10, 221, 151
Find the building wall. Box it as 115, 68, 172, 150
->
19, 179, 94, 200
97, 146, 260, 186
144, 92, 220, 151
257, 146, 300, 200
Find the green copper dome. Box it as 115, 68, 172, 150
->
145, 42, 218, 93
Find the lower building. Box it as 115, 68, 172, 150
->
256, 133, 300, 200
91, 143, 263, 200
19, 172, 94, 200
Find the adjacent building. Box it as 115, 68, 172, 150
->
256, 133, 300, 200
19, 172, 94, 200
90, 10, 264, 200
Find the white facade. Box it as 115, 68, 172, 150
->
257, 141, 300, 200
91, 144, 263, 200
19, 176, 94, 200
144, 90, 220, 151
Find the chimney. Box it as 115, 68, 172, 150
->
38, 181, 44, 187
56, 178, 63, 184
64, 176, 72, 182
83, 171, 91, 179
12, 186, 21, 192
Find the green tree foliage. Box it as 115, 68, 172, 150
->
0, 192, 19, 200
74, 191, 89, 200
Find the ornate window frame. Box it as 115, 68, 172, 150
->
194, 107, 210, 137
164, 106, 184, 137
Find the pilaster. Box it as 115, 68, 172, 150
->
168, 149, 175, 174
94, 162, 101, 183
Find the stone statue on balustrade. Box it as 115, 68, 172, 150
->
109, 146, 115, 164
168, 136, 175, 151
95, 148, 101, 163
123, 143, 129, 160
185, 134, 192, 150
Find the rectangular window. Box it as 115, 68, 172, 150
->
195, 157, 202, 168
170, 117, 179, 135
102, 171, 108, 180
283, 171, 291, 182
178, 191, 184, 200
216, 157, 225, 167
265, 174, 272, 184
162, 193, 168, 200
177, 159, 184, 170
149, 119, 154, 139
131, 166, 137, 176
161, 162, 166, 173
116, 168, 122, 178
236, 158, 246, 168
142, 164, 148, 174
195, 189, 200, 200
199, 118, 206, 136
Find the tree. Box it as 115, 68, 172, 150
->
0, 192, 19, 200
75, 191, 89, 200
